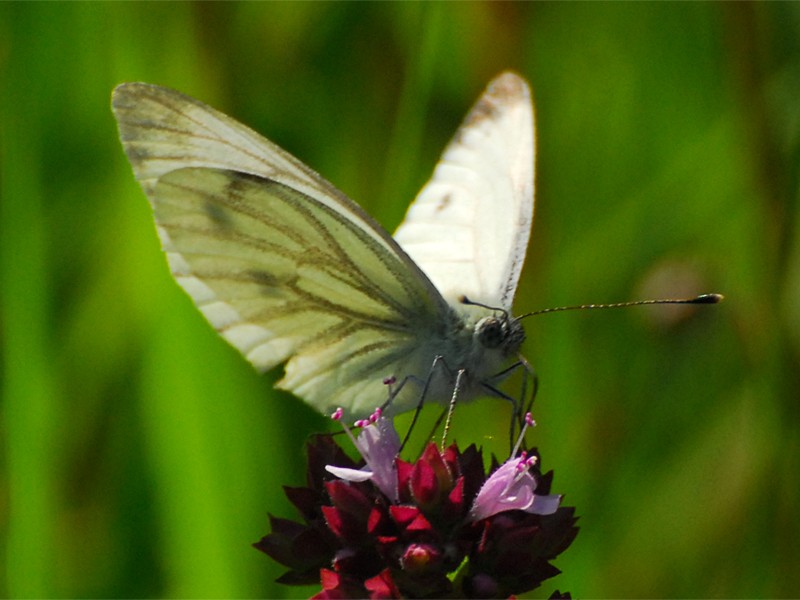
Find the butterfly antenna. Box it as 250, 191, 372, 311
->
460, 295, 509, 320
518, 293, 723, 319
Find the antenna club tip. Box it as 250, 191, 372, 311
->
693, 293, 724, 304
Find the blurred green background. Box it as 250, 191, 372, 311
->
2, 2, 799, 598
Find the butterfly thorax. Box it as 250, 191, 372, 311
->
418, 306, 525, 408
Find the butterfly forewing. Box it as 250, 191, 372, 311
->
393, 72, 534, 310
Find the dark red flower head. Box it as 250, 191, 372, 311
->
254, 412, 578, 598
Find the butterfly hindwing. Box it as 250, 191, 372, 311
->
154, 166, 449, 417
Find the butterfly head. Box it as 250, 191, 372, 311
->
475, 314, 525, 356
461, 296, 525, 357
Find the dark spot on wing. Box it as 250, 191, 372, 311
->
204, 200, 232, 228
465, 96, 501, 128
247, 269, 278, 286
434, 193, 452, 213
458, 73, 525, 135
223, 170, 254, 197
246, 269, 296, 297
124, 144, 150, 165
204, 171, 266, 228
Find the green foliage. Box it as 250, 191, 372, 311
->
1, 2, 798, 597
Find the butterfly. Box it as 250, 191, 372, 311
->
112, 71, 535, 421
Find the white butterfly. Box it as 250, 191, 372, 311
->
112, 72, 535, 420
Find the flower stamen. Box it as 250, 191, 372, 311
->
331, 406, 363, 450
510, 411, 537, 458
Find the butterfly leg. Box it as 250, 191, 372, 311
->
409, 356, 466, 451
481, 356, 538, 451
385, 355, 463, 453
441, 369, 467, 450
391, 355, 449, 452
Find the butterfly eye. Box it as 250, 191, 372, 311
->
476, 317, 505, 349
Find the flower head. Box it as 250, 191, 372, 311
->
254, 409, 578, 598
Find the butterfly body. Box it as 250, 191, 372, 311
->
385, 308, 525, 412
113, 72, 535, 420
